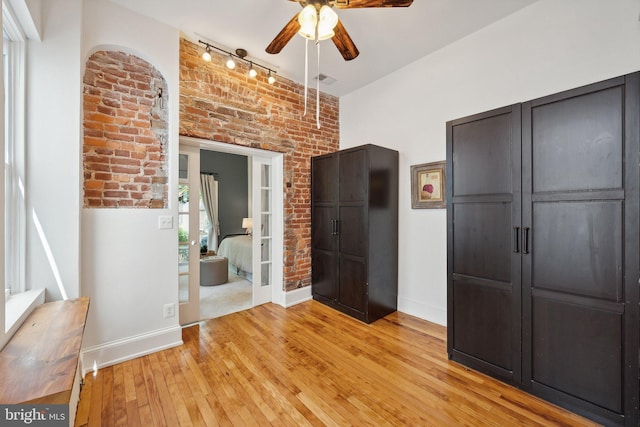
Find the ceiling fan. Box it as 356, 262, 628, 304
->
266, 0, 414, 61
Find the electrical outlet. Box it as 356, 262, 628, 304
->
163, 303, 175, 318
158, 215, 173, 229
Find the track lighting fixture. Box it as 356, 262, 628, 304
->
198, 40, 277, 84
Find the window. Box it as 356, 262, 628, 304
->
3, 0, 26, 298
199, 191, 210, 253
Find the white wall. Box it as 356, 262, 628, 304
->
340, 0, 640, 326
0, 13, 5, 347
26, 0, 82, 301
80, 0, 182, 371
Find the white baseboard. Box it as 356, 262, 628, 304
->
398, 296, 447, 327
80, 326, 183, 376
284, 286, 312, 307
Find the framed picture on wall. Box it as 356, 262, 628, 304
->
411, 161, 446, 209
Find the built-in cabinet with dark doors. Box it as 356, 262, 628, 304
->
311, 144, 398, 324
447, 73, 640, 426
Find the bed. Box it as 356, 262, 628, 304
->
217, 234, 252, 277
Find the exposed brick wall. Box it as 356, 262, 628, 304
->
83, 50, 168, 208
179, 38, 339, 291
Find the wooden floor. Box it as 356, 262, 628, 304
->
75, 301, 598, 426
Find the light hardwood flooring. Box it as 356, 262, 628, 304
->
75, 301, 598, 426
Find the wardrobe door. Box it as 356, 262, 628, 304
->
337, 148, 368, 315
447, 105, 522, 383
311, 154, 338, 301
522, 74, 639, 426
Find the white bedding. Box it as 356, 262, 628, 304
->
217, 234, 252, 274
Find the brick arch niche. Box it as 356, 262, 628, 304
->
83, 50, 168, 208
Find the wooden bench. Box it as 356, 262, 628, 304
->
0, 297, 89, 407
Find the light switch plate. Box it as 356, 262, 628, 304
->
158, 215, 173, 229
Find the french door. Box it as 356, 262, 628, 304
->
251, 156, 276, 306
178, 145, 200, 325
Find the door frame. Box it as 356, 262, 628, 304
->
179, 136, 285, 308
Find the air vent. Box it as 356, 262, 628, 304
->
314, 74, 337, 85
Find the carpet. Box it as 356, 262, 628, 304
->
199, 272, 252, 320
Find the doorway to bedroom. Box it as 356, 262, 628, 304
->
178, 137, 283, 325
198, 149, 252, 320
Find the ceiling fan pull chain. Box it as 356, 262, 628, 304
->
316, 39, 321, 129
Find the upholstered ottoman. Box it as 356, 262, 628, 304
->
200, 256, 228, 286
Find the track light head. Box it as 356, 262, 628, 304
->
226, 55, 236, 70
202, 46, 212, 62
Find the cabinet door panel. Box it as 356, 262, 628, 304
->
452, 112, 513, 197
453, 203, 511, 283
312, 251, 337, 301
312, 155, 337, 202
453, 280, 512, 371
532, 201, 622, 301
338, 257, 366, 313
312, 206, 336, 253
339, 149, 366, 203
532, 296, 622, 413
532, 87, 623, 193
339, 206, 366, 257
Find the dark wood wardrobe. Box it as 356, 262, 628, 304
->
447, 72, 640, 426
311, 144, 398, 323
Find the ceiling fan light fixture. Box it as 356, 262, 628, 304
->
317, 5, 338, 40
298, 4, 318, 40
316, 27, 335, 41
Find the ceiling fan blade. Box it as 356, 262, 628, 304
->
332, 19, 359, 61
266, 14, 301, 54
335, 0, 413, 8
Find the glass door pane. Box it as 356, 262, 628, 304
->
260, 164, 272, 288
178, 184, 190, 303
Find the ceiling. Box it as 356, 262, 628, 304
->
109, 0, 539, 97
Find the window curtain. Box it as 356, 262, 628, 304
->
200, 174, 220, 252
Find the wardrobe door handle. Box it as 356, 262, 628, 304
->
523, 227, 530, 255
331, 219, 336, 235
513, 227, 520, 253
335, 219, 340, 236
